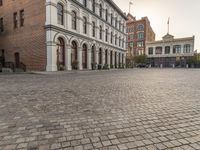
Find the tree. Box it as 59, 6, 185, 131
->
134, 55, 147, 64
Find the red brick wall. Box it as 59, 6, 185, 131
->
0, 0, 46, 71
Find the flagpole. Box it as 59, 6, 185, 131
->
167, 17, 170, 34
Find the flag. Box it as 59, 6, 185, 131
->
167, 17, 170, 25
129, 1, 133, 5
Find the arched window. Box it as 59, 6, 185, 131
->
57, 3, 64, 25
99, 25, 102, 40
110, 32, 113, 44
105, 29, 108, 42
99, 4, 102, 18
92, 0, 95, 13
72, 11, 77, 30
83, 17, 87, 34
105, 9, 108, 21
115, 17, 117, 28
83, 0, 87, 7
137, 24, 144, 31
115, 34, 117, 45
92, 21, 95, 37
119, 36, 121, 47
111, 13, 113, 25
119, 21, 121, 31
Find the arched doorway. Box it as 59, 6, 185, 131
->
57, 38, 65, 71
105, 49, 108, 64
82, 44, 87, 69
71, 41, 78, 70
118, 53, 121, 68
99, 48, 102, 65
110, 51, 113, 66
91, 45, 96, 64
115, 52, 117, 68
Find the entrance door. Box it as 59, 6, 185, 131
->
15, 52, 20, 68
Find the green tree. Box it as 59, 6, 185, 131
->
134, 55, 147, 64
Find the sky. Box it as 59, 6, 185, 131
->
114, 0, 200, 52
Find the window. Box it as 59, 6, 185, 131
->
138, 32, 144, 39
137, 41, 144, 47
148, 47, 153, 55
110, 32, 113, 44
184, 44, 191, 53
173, 45, 181, 54
122, 38, 124, 48
13, 12, 18, 28
115, 34, 117, 45
137, 24, 144, 31
155, 47, 162, 54
92, 0, 95, 13
119, 21, 121, 31
105, 9, 108, 21
129, 42, 134, 48
57, 3, 64, 25
20, 10, 24, 27
105, 29, 108, 42
0, 0, 3, 6
111, 14, 113, 25
165, 46, 170, 54
0, 18, 3, 32
115, 18, 117, 28
72, 11, 77, 30
130, 34, 134, 40
99, 25, 102, 40
119, 36, 121, 47
99, 4, 102, 18
92, 22, 95, 37
83, 0, 87, 7
83, 17, 87, 34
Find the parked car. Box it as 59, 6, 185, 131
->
136, 64, 149, 68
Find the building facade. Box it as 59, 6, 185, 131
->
126, 13, 155, 58
146, 34, 195, 68
0, 0, 127, 71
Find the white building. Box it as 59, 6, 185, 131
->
146, 34, 195, 68
45, 0, 127, 71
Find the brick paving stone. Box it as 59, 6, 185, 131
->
117, 144, 128, 150
0, 70, 200, 150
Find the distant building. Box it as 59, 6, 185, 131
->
146, 34, 195, 68
126, 13, 155, 59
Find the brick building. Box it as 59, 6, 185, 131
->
126, 13, 155, 60
0, 0, 127, 71
0, 0, 46, 71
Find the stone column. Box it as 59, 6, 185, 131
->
102, 49, 105, 66
46, 42, 57, 71
107, 50, 110, 68
78, 47, 83, 70
65, 44, 72, 71
116, 52, 119, 68
96, 48, 99, 65
112, 51, 115, 68
87, 48, 92, 69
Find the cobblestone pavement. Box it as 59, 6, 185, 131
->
0, 69, 200, 150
